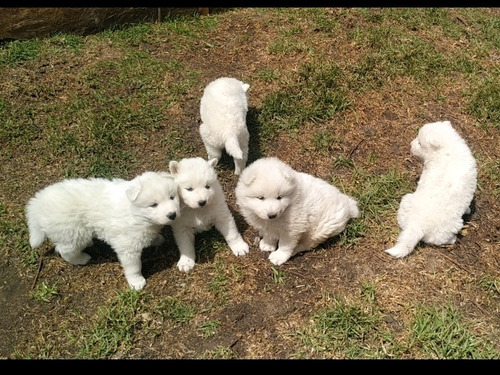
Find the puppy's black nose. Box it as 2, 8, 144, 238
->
168, 212, 177, 220
268, 213, 277, 219
198, 200, 206, 207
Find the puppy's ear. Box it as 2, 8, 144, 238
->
241, 172, 256, 186
208, 158, 218, 168
159, 171, 173, 179
126, 181, 141, 202
282, 170, 295, 183
169, 161, 179, 177
242, 83, 250, 92
428, 136, 442, 150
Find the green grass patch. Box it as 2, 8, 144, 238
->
409, 305, 498, 359
467, 74, 500, 128
292, 290, 399, 358
30, 281, 59, 302
0, 38, 42, 65
258, 61, 350, 141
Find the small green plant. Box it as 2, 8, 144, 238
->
271, 266, 287, 284
30, 281, 58, 302
198, 320, 221, 338
157, 296, 195, 324
208, 257, 229, 302
201, 345, 234, 359
478, 275, 500, 297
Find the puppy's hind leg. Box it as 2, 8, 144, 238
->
55, 242, 92, 266
200, 123, 222, 163
385, 226, 423, 259
233, 134, 249, 176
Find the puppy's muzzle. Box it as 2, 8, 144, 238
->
168, 212, 177, 220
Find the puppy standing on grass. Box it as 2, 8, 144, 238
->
235, 157, 360, 266
385, 120, 477, 259
199, 77, 250, 175
169, 157, 249, 272
26, 171, 180, 290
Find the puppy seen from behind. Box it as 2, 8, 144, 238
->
385, 120, 477, 259
199, 77, 250, 176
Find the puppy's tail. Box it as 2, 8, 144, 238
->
225, 137, 243, 160
26, 206, 46, 249
384, 226, 423, 259
348, 197, 360, 219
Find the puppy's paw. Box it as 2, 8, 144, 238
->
127, 275, 147, 291
231, 240, 249, 256
269, 250, 291, 266
151, 234, 165, 247
177, 256, 195, 272
259, 239, 276, 252
384, 246, 410, 259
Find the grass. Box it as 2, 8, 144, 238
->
74, 292, 195, 359
292, 290, 399, 358
292, 288, 497, 359
30, 281, 59, 302
258, 61, 351, 141
2, 7, 500, 359
467, 75, 500, 129
409, 305, 498, 359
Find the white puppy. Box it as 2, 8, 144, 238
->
385, 120, 477, 258
199, 77, 250, 175
169, 157, 249, 272
25, 171, 180, 290
235, 157, 360, 266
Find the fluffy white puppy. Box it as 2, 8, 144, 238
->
235, 157, 360, 266
169, 157, 249, 272
26, 171, 180, 290
199, 77, 250, 175
385, 120, 477, 258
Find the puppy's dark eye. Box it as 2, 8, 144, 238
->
257, 196, 264, 200
150, 203, 158, 208
276, 196, 282, 200
205, 185, 210, 190
170, 195, 175, 200
186, 187, 193, 191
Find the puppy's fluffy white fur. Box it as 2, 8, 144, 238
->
385, 120, 477, 258
199, 77, 250, 175
235, 157, 360, 266
26, 171, 180, 290
169, 157, 249, 272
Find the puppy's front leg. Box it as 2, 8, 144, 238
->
214, 215, 249, 256
268, 234, 298, 266
259, 234, 278, 252
172, 227, 196, 272
114, 247, 146, 291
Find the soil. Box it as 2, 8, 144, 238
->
0, 8, 499, 359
